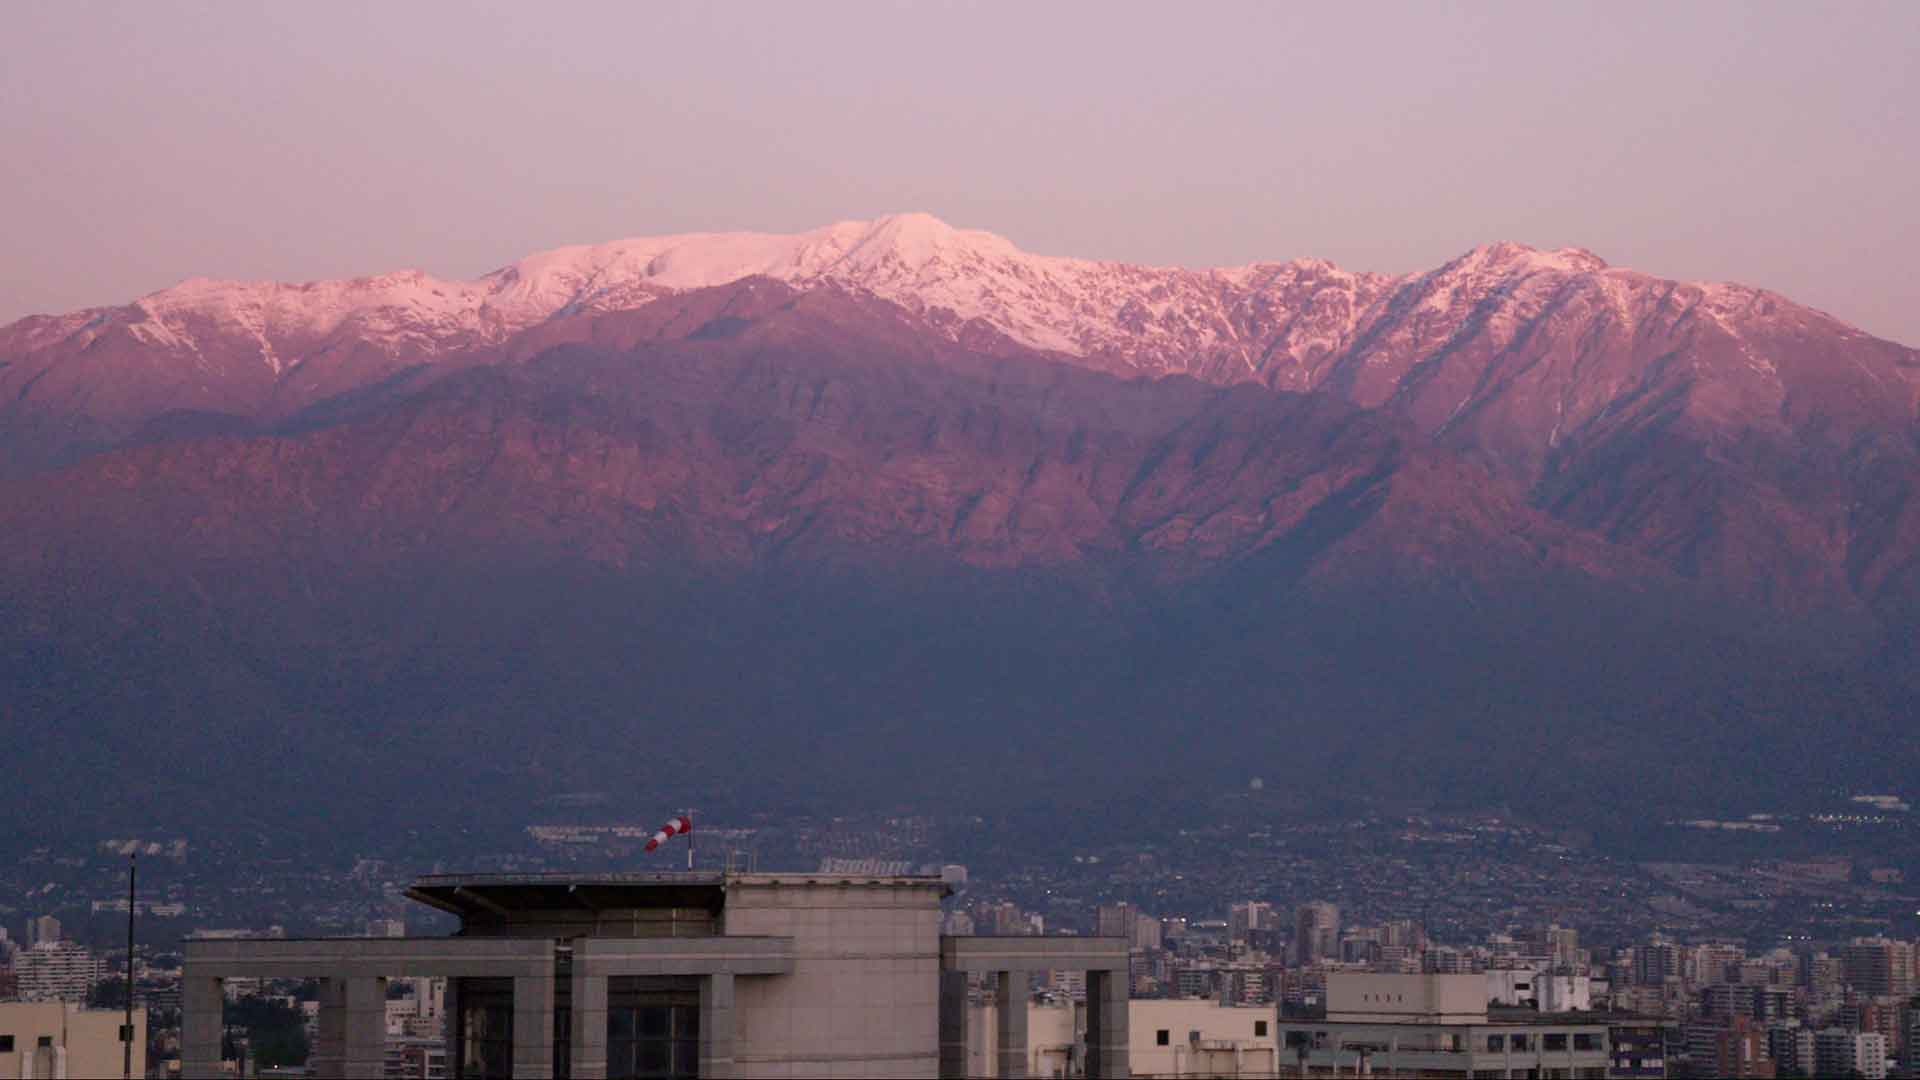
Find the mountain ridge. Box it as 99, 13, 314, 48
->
12, 212, 1909, 384
4, 267, 1918, 837
7, 236, 1917, 615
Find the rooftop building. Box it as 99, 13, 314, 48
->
183, 870, 1129, 1079
1276, 972, 1622, 1079
0, 999, 147, 1080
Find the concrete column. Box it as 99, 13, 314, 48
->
311, 978, 347, 1079
994, 970, 1028, 1079
938, 970, 970, 1080
700, 971, 736, 1080
180, 975, 224, 1080
1085, 969, 1130, 1079
512, 973, 557, 1080
343, 976, 389, 1080
569, 964, 609, 1080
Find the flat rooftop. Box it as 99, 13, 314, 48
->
1296, 1005, 1663, 1028
406, 871, 949, 919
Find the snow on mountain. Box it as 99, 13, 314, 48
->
13, 212, 1901, 384
5, 213, 1915, 460
5, 214, 1920, 617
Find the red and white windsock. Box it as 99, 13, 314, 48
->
644, 815, 692, 854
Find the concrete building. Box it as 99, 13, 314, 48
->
0, 1000, 147, 1079
1130, 916, 1161, 954
182, 870, 1129, 1079
1128, 999, 1274, 1078
1608, 1022, 1671, 1079
1904, 1007, 1920, 1079
1227, 903, 1274, 946
1700, 1017, 1773, 1078
1840, 937, 1915, 1000
1095, 904, 1138, 942
1764, 1021, 1814, 1077
1292, 902, 1339, 967
962, 997, 1271, 1079
388, 1034, 448, 1079
22, 919, 58, 951
1485, 970, 1593, 1012
1814, 1027, 1888, 1080
1275, 973, 1617, 1078
1634, 941, 1680, 986
12, 944, 99, 1003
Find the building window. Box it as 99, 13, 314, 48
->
1573, 1033, 1598, 1051
1488, 1035, 1504, 1052
0, 1036, 12, 1053
606, 977, 700, 1080
1255, 1020, 1269, 1037
1544, 1033, 1568, 1051
1156, 1029, 1170, 1046
608, 1004, 698, 1080
1510, 1033, 1530, 1051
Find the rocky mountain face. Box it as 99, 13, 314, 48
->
3, 218, 1917, 836
5, 214, 1916, 610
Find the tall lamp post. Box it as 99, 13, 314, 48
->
124, 851, 136, 1080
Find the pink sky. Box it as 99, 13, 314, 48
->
3, 2, 1916, 345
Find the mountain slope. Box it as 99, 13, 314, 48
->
12, 214, 1912, 442
9, 216, 1916, 616
8, 281, 1908, 841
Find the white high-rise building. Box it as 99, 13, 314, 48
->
15, 941, 101, 1002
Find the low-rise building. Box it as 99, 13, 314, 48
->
1275, 972, 1622, 1079
963, 996, 1273, 1078
0, 999, 147, 1080
1129, 999, 1275, 1078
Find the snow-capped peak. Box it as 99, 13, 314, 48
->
833, 212, 1025, 270
1455, 241, 1610, 276
16, 215, 1876, 396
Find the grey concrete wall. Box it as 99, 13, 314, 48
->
724, 879, 947, 1078
701, 972, 736, 1079
310, 978, 345, 1079
568, 959, 608, 1080
180, 976, 223, 1080
341, 976, 388, 1080
573, 936, 794, 976
940, 935, 1129, 973
511, 973, 555, 1080
995, 971, 1030, 1079
1085, 969, 1131, 1079
183, 936, 555, 979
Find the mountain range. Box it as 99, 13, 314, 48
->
3, 215, 1916, 841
